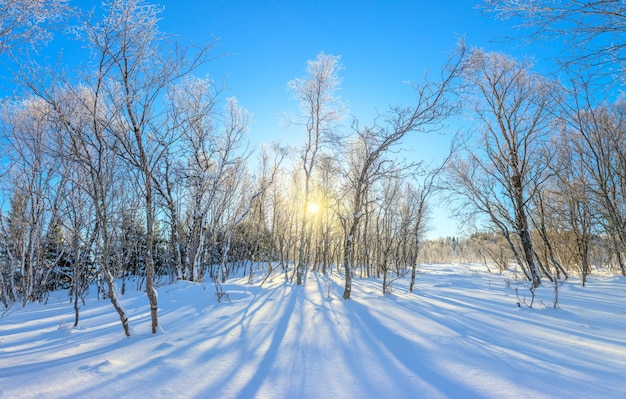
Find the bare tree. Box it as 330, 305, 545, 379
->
59, 166, 97, 327
483, 0, 626, 282
81, 0, 214, 334
242, 144, 286, 282
340, 44, 463, 299
0, 0, 71, 55
53, 85, 133, 336
372, 175, 404, 294
8, 34, 138, 331
340, 125, 409, 299
215, 144, 284, 300
407, 150, 455, 293
158, 76, 226, 283
0, 97, 64, 306
561, 96, 626, 276
447, 50, 555, 295
206, 97, 252, 283
311, 154, 342, 275
288, 52, 344, 285
482, 0, 626, 74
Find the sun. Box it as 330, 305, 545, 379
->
306, 201, 321, 214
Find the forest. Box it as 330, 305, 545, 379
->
1, 0, 626, 338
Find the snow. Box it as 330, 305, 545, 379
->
1, 263, 626, 398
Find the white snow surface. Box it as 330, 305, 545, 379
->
2, 263, 626, 398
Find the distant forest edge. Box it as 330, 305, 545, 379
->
2, 1, 626, 335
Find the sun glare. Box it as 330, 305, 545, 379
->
307, 201, 321, 214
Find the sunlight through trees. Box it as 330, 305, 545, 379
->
2, 0, 626, 322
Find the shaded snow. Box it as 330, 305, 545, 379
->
1, 264, 626, 398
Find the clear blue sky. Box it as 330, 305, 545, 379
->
158, 0, 527, 142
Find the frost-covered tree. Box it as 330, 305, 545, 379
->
483, 0, 626, 74
81, 0, 213, 334
215, 144, 283, 300
340, 44, 463, 299
0, 97, 63, 306
288, 52, 344, 285
557, 95, 626, 277
0, 0, 71, 54
447, 50, 555, 292
160, 77, 223, 283
52, 85, 133, 336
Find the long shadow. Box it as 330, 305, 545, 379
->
359, 274, 626, 398
348, 299, 484, 398
235, 283, 299, 398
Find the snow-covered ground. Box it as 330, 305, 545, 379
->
1, 263, 625, 398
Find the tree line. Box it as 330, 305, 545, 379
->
1, 0, 626, 334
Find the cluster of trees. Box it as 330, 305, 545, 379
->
445, 1, 626, 303
0, 0, 462, 335
419, 234, 619, 281
1, 0, 626, 333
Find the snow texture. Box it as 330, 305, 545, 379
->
1, 263, 625, 398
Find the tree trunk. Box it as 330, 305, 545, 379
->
342, 215, 359, 300
409, 238, 420, 293
512, 171, 542, 288
104, 270, 131, 337
144, 169, 159, 334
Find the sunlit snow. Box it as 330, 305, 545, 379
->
1, 263, 625, 398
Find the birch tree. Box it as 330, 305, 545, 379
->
158, 77, 222, 282
288, 52, 344, 285
340, 125, 409, 299
0, 0, 70, 55
560, 94, 626, 276
82, 0, 213, 334
340, 44, 463, 299
447, 50, 555, 293
0, 98, 62, 306
407, 154, 453, 293
215, 144, 283, 300
58, 160, 97, 327
483, 0, 626, 74
53, 85, 133, 336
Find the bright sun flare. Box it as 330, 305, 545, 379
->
307, 201, 321, 214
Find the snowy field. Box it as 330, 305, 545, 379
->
1, 263, 625, 399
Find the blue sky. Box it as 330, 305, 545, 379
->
158, 0, 527, 143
